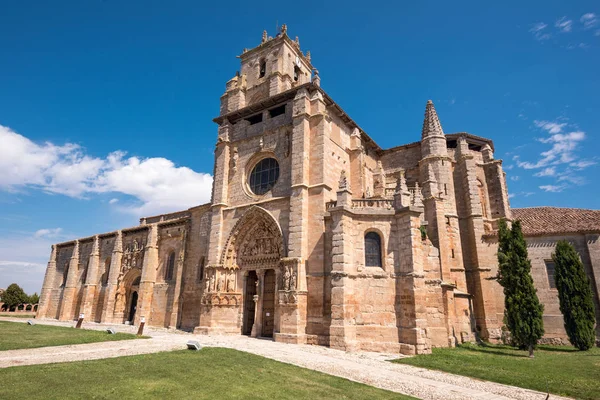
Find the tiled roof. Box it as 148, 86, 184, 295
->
512, 207, 600, 236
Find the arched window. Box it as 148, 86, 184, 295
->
197, 257, 205, 283
364, 232, 382, 268
101, 258, 111, 285
259, 59, 266, 78
165, 251, 176, 281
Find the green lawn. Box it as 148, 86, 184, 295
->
394, 342, 600, 400
0, 321, 140, 350
0, 313, 34, 318
0, 348, 413, 399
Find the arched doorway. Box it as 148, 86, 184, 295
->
220, 206, 285, 338
126, 276, 140, 324
242, 271, 258, 335
128, 291, 138, 324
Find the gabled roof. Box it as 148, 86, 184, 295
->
512, 207, 600, 236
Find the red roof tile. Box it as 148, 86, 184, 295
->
512, 207, 600, 236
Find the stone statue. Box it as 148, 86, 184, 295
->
290, 270, 297, 290
280, 24, 287, 35
283, 266, 291, 291
209, 272, 215, 292
262, 30, 267, 43
226, 271, 234, 292
338, 170, 348, 190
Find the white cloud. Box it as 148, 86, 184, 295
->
109, 198, 119, 204
0, 233, 56, 294
0, 124, 213, 216
533, 120, 566, 134
581, 13, 597, 30
555, 17, 573, 32
33, 228, 63, 239
539, 184, 566, 192
570, 160, 597, 169
510, 176, 520, 181
530, 22, 551, 41
534, 167, 556, 177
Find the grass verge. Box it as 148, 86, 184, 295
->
0, 321, 140, 350
0, 348, 414, 399
393, 342, 600, 400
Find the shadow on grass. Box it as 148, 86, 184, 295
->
536, 345, 578, 353
455, 344, 530, 358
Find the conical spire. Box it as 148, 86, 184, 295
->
421, 100, 444, 139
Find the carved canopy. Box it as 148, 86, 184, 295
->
221, 206, 285, 270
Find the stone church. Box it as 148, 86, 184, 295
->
37, 27, 600, 354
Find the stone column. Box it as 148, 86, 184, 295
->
37, 244, 58, 319
328, 178, 358, 351
58, 240, 80, 321
288, 88, 311, 261
394, 205, 431, 354
81, 236, 100, 319
457, 137, 502, 341
251, 269, 266, 338
207, 120, 231, 265
169, 228, 188, 329
135, 224, 158, 326
101, 231, 123, 323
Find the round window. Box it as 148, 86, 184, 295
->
249, 158, 280, 195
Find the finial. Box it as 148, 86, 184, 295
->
338, 170, 348, 190
295, 36, 300, 47
305, 50, 311, 62
311, 68, 320, 87
262, 30, 268, 43
280, 24, 287, 35
421, 100, 444, 139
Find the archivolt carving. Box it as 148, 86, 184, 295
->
221, 206, 285, 269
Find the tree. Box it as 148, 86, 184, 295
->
28, 292, 40, 305
0, 283, 28, 310
552, 240, 596, 350
497, 219, 545, 357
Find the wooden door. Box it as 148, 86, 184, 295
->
261, 269, 275, 337
243, 271, 257, 335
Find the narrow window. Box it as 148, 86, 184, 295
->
197, 257, 205, 283
246, 113, 263, 125
259, 59, 266, 78
364, 232, 383, 267
62, 264, 69, 287
165, 251, 176, 281
293, 66, 301, 82
101, 257, 111, 285
545, 260, 556, 289
269, 104, 286, 118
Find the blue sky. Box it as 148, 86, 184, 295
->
1, 1, 599, 294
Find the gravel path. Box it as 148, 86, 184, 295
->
0, 317, 571, 400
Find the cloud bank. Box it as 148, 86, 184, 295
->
0, 124, 213, 216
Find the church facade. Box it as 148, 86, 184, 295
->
37, 27, 600, 354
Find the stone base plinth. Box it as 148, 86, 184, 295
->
274, 332, 307, 344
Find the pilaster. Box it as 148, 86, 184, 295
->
101, 231, 123, 323
168, 227, 188, 329
81, 235, 100, 318
135, 224, 158, 326
58, 240, 80, 321
37, 244, 57, 318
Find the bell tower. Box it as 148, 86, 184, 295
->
219, 24, 314, 115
